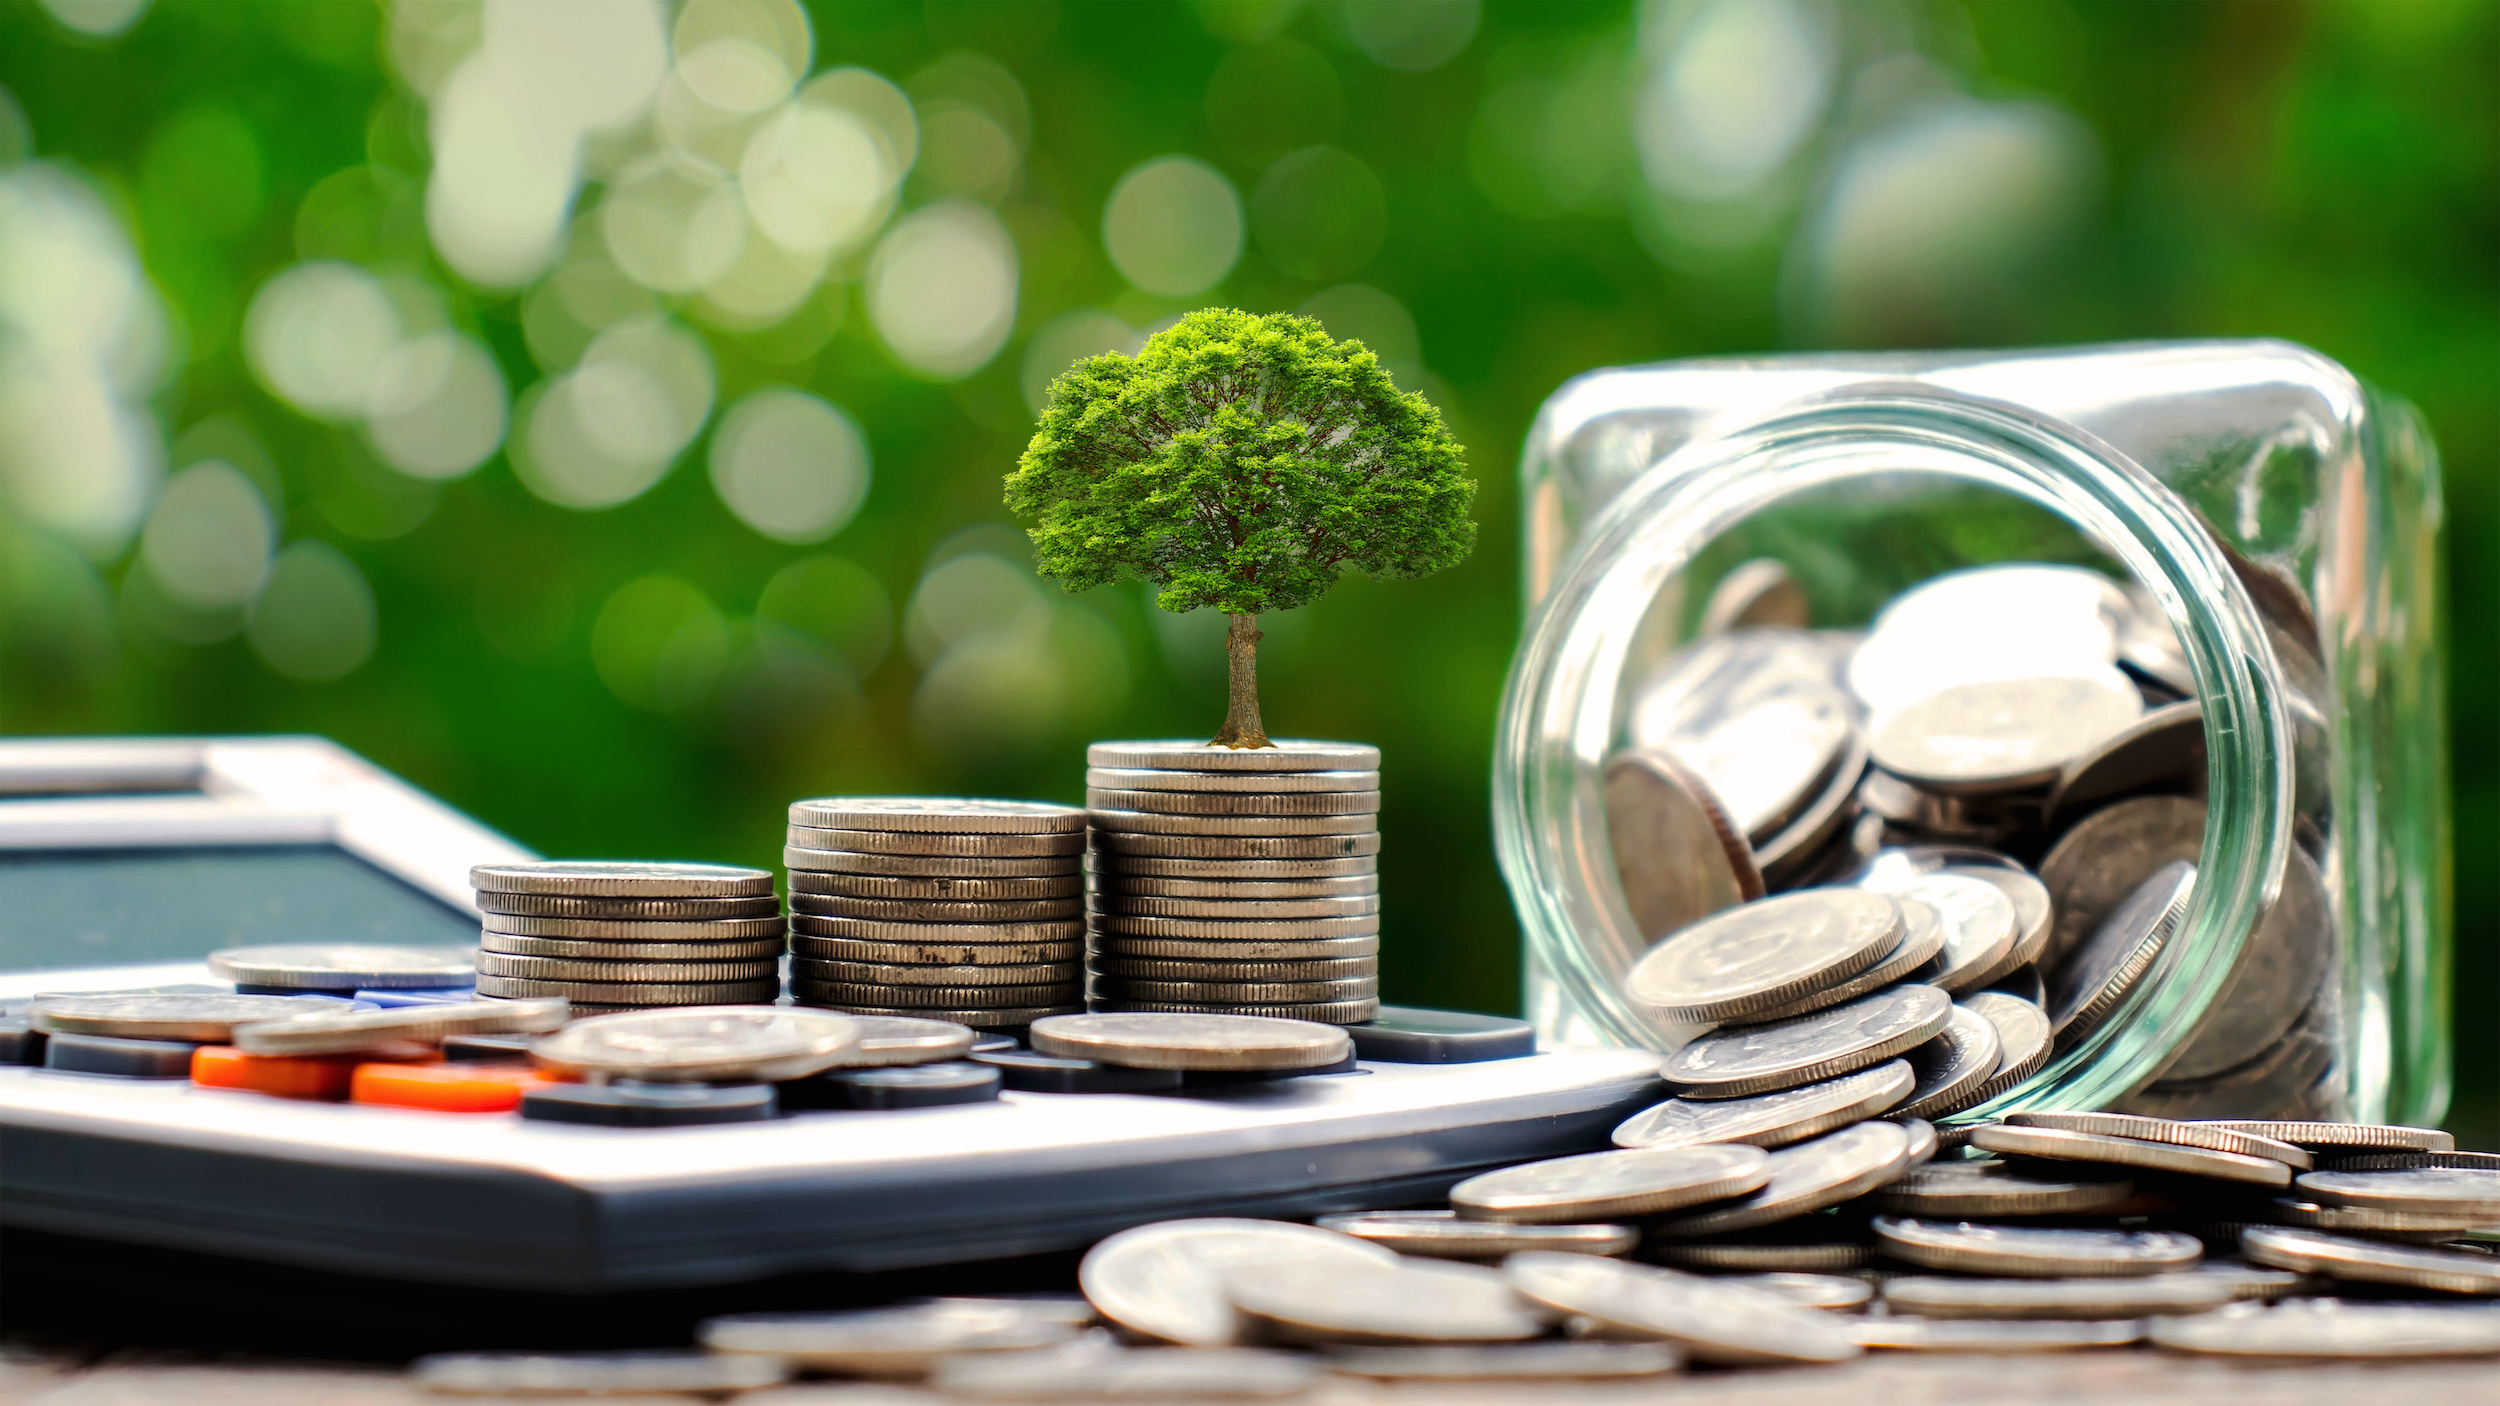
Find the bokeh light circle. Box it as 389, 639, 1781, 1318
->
1251, 146, 1387, 281
247, 540, 376, 682
866, 201, 1018, 380
363, 332, 509, 479
138, 460, 272, 610
708, 387, 871, 544
243, 262, 402, 422
1103, 156, 1243, 296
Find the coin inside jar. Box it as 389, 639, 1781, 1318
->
1625, 889, 1901, 1025
1611, 1061, 1913, 1152
1663, 985, 1951, 1099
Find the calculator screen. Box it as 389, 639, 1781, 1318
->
0, 846, 475, 970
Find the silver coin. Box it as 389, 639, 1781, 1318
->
798, 1002, 1079, 1029
1853, 1318, 2147, 1351
1091, 830, 1383, 859
475, 952, 779, 984
412, 1350, 787, 1396
794, 980, 1080, 1009
205, 943, 477, 990
1090, 956, 1375, 982
1451, 1145, 1772, 1224
934, 1345, 1316, 1400
1624, 888, 1900, 1025
2159, 842, 2333, 1082
2118, 582, 2196, 695
786, 826, 1085, 858
1090, 977, 1378, 1005
1087, 893, 1380, 920
1091, 854, 1378, 880
2262, 1197, 2500, 1237
1502, 1252, 1860, 1366
1751, 732, 1871, 886
477, 975, 780, 1005
30, 991, 348, 1042
1224, 1257, 1551, 1345
1086, 739, 1381, 771
1896, 1004, 2004, 1120
1650, 679, 1857, 843
483, 932, 788, 962
1876, 1158, 2137, 1218
1087, 808, 1380, 837
2242, 1225, 2500, 1295
467, 860, 774, 899
1650, 1120, 1913, 1236
793, 958, 1076, 988
1871, 1217, 2203, 1277
230, 998, 569, 1055
1958, 991, 2053, 1105
781, 847, 1082, 878
788, 915, 1086, 944
1883, 1273, 2231, 1320
2207, 1121, 2454, 1152
1319, 1340, 1680, 1379
1953, 866, 2053, 990
1077, 1218, 1398, 1346
1855, 870, 2016, 994
2048, 859, 2194, 1048
1313, 1211, 1635, 1260
1612, 1061, 1914, 1152
1091, 915, 1380, 940
1730, 897, 1946, 1025
1097, 935, 1380, 961
792, 873, 1085, 902
1972, 1125, 2291, 1187
2038, 794, 2205, 969
1699, 559, 1810, 634
821, 1015, 976, 1068
529, 1006, 860, 1081
794, 936, 1081, 966
480, 913, 787, 942
787, 797, 1087, 834
1718, 1272, 1873, 1312
702, 1302, 1082, 1374
477, 892, 782, 921
1602, 749, 1762, 959
2046, 699, 2206, 821
1031, 1012, 1351, 1071
1846, 565, 2130, 718
2005, 1111, 2311, 1169
1663, 985, 1952, 1099
1085, 766, 1380, 794
1649, 1240, 1869, 1273
1870, 674, 2143, 795
2180, 1259, 2315, 1302
2298, 1167, 2500, 1218
1095, 999, 1380, 1024
1086, 787, 1382, 818
791, 893, 1083, 923
2150, 1298, 2500, 1358
1086, 874, 1378, 900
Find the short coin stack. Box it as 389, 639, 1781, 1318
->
784, 798, 1087, 1029
470, 862, 783, 1012
1082, 739, 1383, 1025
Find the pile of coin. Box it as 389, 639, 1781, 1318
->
1082, 740, 1383, 1025
784, 798, 1087, 1029
470, 862, 782, 1012
1605, 559, 2336, 1119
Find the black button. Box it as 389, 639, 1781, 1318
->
1346, 1006, 1535, 1063
521, 1080, 778, 1126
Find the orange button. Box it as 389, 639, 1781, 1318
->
351, 1061, 556, 1113
192, 1046, 368, 1100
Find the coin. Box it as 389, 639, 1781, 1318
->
1898, 1115, 1939, 1166
1855, 870, 2016, 993
1625, 889, 1900, 1024
2149, 1298, 2500, 1358
1503, 1253, 1859, 1366
2297, 1167, 2500, 1218
1090, 956, 1374, 982
1032, 1012, 1352, 1070
2160, 845, 2333, 1083
1097, 999, 1381, 1023
1087, 809, 1380, 837
1318, 1341, 1679, 1379
1451, 1145, 1773, 1224
1896, 1003, 2004, 1120
1719, 1273, 1873, 1312
2203, 1121, 2454, 1152
822, 1015, 976, 1068
1077, 1218, 1400, 1346
1663, 985, 1951, 1099
231, 998, 570, 1055
204, 943, 477, 990
1973, 1125, 2292, 1188
1877, 1158, 2137, 1218
1644, 670, 1856, 842
1086, 766, 1380, 794
793, 959, 1074, 988
2181, 1259, 2315, 1301
1100, 941, 1381, 967
800, 1002, 1079, 1029
1650, 1120, 1912, 1236
1649, 1239, 1869, 1273
1091, 915, 1381, 940
1853, 1318, 2147, 1351
1224, 1258, 1550, 1344
475, 952, 779, 984
477, 892, 782, 920
1095, 855, 1378, 880
2005, 1111, 2312, 1169
1602, 749, 1762, 954
2046, 699, 2206, 820
788, 797, 1087, 833
2241, 1225, 2500, 1294
793, 981, 1080, 1009
412, 1350, 788, 1396
2038, 794, 2205, 968
1870, 1217, 2202, 1277
1089, 978, 1378, 1005
478, 975, 779, 1005
1092, 831, 1383, 860
792, 873, 1084, 902
1752, 733, 1871, 887
1087, 893, 1381, 920
782, 847, 1083, 878
483, 933, 786, 962
1957, 867, 2053, 989
787, 826, 1085, 858
1882, 1273, 2230, 1320
481, 913, 787, 942
1087, 787, 1383, 818
1612, 1061, 1913, 1152
530, 1007, 859, 1081
1313, 1212, 1636, 1260
2261, 1198, 2500, 1237
1958, 991, 2053, 1104
1086, 739, 1381, 772
788, 915, 1086, 944
701, 1302, 1081, 1374
792, 894, 1083, 923
468, 861, 773, 899
1088, 874, 1379, 900
2048, 859, 2194, 1048
792, 936, 1081, 965
2321, 1151, 2500, 1173
1731, 897, 1946, 1025
935, 1346, 1318, 1399
30, 992, 344, 1042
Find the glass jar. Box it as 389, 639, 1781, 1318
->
1496, 341, 2448, 1128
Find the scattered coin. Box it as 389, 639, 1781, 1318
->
1224, 1257, 1550, 1344
529, 1007, 860, 1083
468, 861, 775, 898
1663, 985, 1951, 1099
2261, 1198, 2500, 1237
1870, 1217, 2202, 1278
1031, 1013, 1351, 1071
1958, 867, 2054, 988
1450, 1145, 1772, 1224
822, 1015, 977, 1068
30, 992, 342, 1042
2241, 1225, 2500, 1295
1958, 991, 2053, 1104
1650, 1239, 1870, 1273
2048, 859, 2194, 1048
1857, 871, 2017, 994
1971, 1125, 2292, 1188
2207, 1121, 2453, 1153
412, 1349, 789, 1395
232, 998, 569, 1055
701, 1302, 1082, 1375
1650, 1120, 1912, 1236
1898, 1115, 1939, 1166
2006, 1111, 2311, 1169
1624, 889, 1899, 1024
1314, 1212, 1636, 1260
1896, 1003, 2004, 1120
1087, 739, 1382, 772
205, 943, 477, 990
2038, 795, 2205, 969
2047, 699, 2206, 822
1852, 1317, 2147, 1351
1720, 1273, 1873, 1312
2297, 1167, 2500, 1218
1869, 674, 2143, 794
2182, 1259, 2316, 1302
1503, 1252, 1860, 1366
1602, 749, 1761, 965
1734, 898, 1946, 1024
789, 797, 1088, 834
1882, 1274, 2231, 1320
1077, 1218, 1399, 1346
1612, 1061, 1913, 1151
1319, 1341, 1680, 1379
479, 914, 787, 942
2149, 1298, 2500, 1358
934, 1344, 1318, 1400
1876, 1158, 2137, 1219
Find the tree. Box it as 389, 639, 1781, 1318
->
1006, 308, 1476, 748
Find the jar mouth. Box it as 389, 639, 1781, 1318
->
1494, 383, 2294, 1116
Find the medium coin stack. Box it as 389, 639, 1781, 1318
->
784, 798, 1087, 1029
470, 862, 783, 1012
1082, 739, 1384, 1025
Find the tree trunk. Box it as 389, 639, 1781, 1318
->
1210, 612, 1274, 749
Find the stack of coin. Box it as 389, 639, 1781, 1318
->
1082, 740, 1383, 1025
470, 862, 783, 1012
784, 798, 1087, 1029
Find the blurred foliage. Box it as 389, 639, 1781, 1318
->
0, 0, 2494, 1124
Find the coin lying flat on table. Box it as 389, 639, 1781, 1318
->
2241, 1225, 2500, 1295
1451, 1145, 1772, 1224
2150, 1299, 2500, 1358
1882, 1274, 2231, 1320
700, 1301, 1083, 1374
412, 1350, 789, 1396
1852, 1318, 2147, 1352
2296, 1167, 2500, 1217
2204, 1121, 2454, 1153
789, 797, 1088, 834
468, 861, 775, 898
2007, 1111, 2311, 1169
1319, 1342, 1680, 1379
1078, 1218, 1400, 1346
1972, 1125, 2292, 1188
1650, 1120, 1912, 1237
1720, 1273, 1872, 1312
233, 998, 568, 1055
206, 943, 477, 990
934, 1346, 1318, 1400
1871, 1217, 2202, 1278
1876, 1159, 2137, 1219
1612, 1061, 1913, 1151
1314, 1212, 1636, 1260
1031, 1012, 1350, 1071
1625, 889, 1900, 1024
1503, 1253, 1859, 1367
825, 1015, 976, 1068
30, 992, 342, 1042
1664, 984, 1951, 1099
2260, 1198, 2499, 1237
1223, 1258, 1550, 1345
1087, 739, 1382, 772
529, 1007, 859, 1082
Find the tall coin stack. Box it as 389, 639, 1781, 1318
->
784, 798, 1088, 1029
1083, 740, 1383, 1024
470, 862, 785, 1012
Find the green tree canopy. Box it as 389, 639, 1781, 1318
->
1006, 307, 1475, 745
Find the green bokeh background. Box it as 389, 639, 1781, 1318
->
0, 2, 2493, 1127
